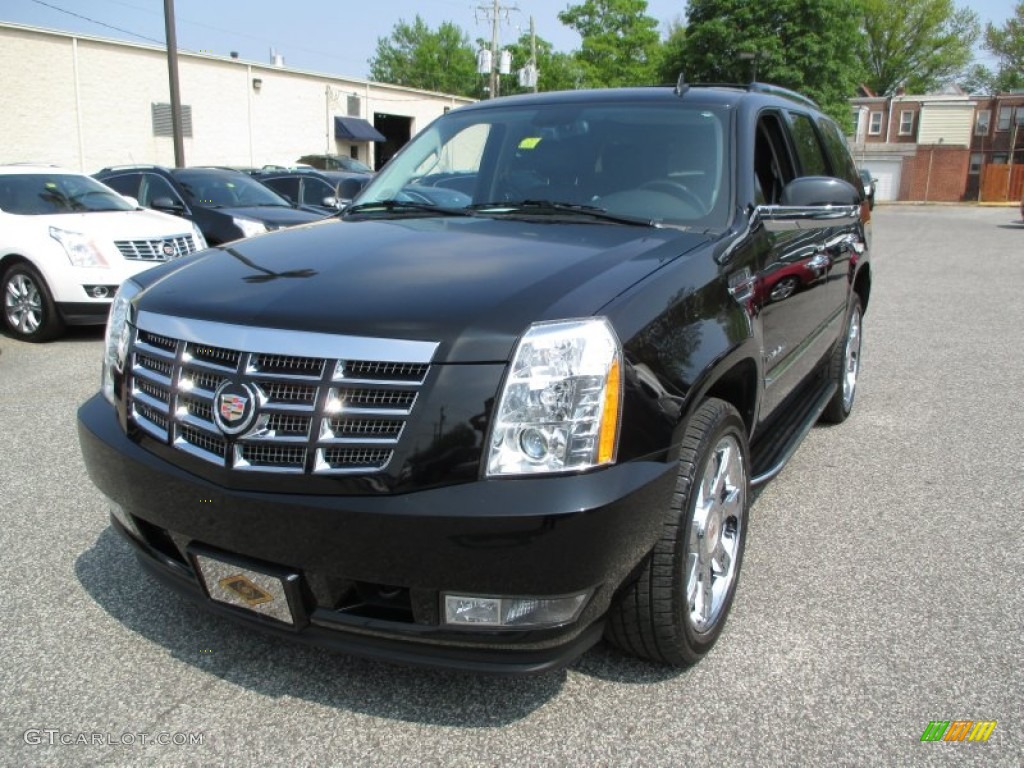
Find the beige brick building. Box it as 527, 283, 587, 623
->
0, 22, 475, 173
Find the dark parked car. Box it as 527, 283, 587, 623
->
297, 154, 374, 174
94, 166, 327, 245
858, 169, 876, 209
250, 168, 372, 213
79, 82, 871, 674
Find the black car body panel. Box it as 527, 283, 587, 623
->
79, 84, 872, 672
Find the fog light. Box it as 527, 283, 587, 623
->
85, 284, 114, 299
443, 592, 589, 629
109, 503, 140, 539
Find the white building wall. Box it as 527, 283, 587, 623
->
0, 23, 474, 173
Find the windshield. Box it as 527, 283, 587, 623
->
0, 174, 135, 215
354, 101, 731, 228
174, 169, 291, 208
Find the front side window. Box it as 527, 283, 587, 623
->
787, 112, 829, 177
139, 174, 183, 208
355, 101, 732, 228
817, 117, 861, 189
0, 174, 135, 215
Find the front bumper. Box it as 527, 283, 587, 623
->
78, 394, 677, 673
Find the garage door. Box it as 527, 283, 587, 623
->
865, 159, 902, 202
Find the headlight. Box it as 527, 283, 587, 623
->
49, 226, 109, 267
231, 216, 267, 238
486, 317, 623, 476
102, 280, 141, 404
190, 221, 208, 250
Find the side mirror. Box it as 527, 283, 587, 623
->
780, 177, 860, 207
322, 196, 344, 209
756, 177, 861, 232
150, 196, 185, 213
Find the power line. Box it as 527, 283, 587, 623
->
28, 0, 164, 45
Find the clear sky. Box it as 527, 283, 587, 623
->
0, 0, 1012, 79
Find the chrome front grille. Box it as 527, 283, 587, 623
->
115, 235, 199, 262
127, 315, 437, 475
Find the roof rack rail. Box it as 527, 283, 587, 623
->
747, 82, 819, 109
667, 81, 820, 110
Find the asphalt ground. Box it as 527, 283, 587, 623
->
1, 206, 1022, 766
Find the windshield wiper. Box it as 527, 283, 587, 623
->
344, 199, 476, 217
469, 200, 657, 227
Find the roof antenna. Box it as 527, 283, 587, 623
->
674, 72, 690, 97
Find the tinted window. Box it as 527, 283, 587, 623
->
174, 170, 290, 208
264, 177, 300, 203
139, 174, 184, 207
102, 173, 141, 198
817, 117, 861, 189
786, 112, 829, 177
0, 174, 135, 215
301, 179, 335, 206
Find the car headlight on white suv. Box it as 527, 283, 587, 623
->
486, 317, 623, 476
102, 280, 141, 404
49, 226, 109, 267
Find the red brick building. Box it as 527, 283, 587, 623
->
965, 93, 1024, 203
848, 87, 976, 203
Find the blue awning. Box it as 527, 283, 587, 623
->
334, 117, 386, 142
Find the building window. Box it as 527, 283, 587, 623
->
868, 111, 882, 135
997, 105, 1012, 131
347, 95, 361, 118
991, 153, 1008, 165
969, 153, 983, 174
1016, 106, 1024, 126
975, 110, 990, 136
899, 110, 914, 136
151, 103, 193, 138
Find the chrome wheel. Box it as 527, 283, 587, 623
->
4, 272, 43, 335
842, 305, 862, 411
686, 434, 745, 633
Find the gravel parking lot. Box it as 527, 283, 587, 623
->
1, 206, 1021, 766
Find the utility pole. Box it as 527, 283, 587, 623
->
530, 16, 537, 93
477, 0, 517, 99
162, 0, 185, 167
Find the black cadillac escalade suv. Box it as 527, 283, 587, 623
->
78, 82, 872, 674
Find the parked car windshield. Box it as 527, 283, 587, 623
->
174, 169, 291, 209
0, 173, 135, 215
355, 101, 731, 228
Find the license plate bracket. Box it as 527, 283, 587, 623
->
189, 545, 306, 628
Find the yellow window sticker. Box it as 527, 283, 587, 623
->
518, 137, 542, 149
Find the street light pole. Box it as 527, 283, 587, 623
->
163, 0, 185, 167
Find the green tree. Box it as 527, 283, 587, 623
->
983, 1, 1024, 92
557, 0, 662, 88
656, 16, 688, 85
368, 16, 482, 98
678, 0, 864, 126
859, 0, 980, 95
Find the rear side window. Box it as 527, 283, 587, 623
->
102, 173, 141, 198
264, 177, 299, 203
816, 117, 861, 189
786, 112, 829, 177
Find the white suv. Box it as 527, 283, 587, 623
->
0, 165, 206, 341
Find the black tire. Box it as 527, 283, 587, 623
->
821, 295, 863, 424
605, 398, 750, 666
2, 262, 65, 342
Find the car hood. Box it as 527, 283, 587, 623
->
35, 208, 195, 238
217, 205, 327, 227
132, 216, 710, 363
